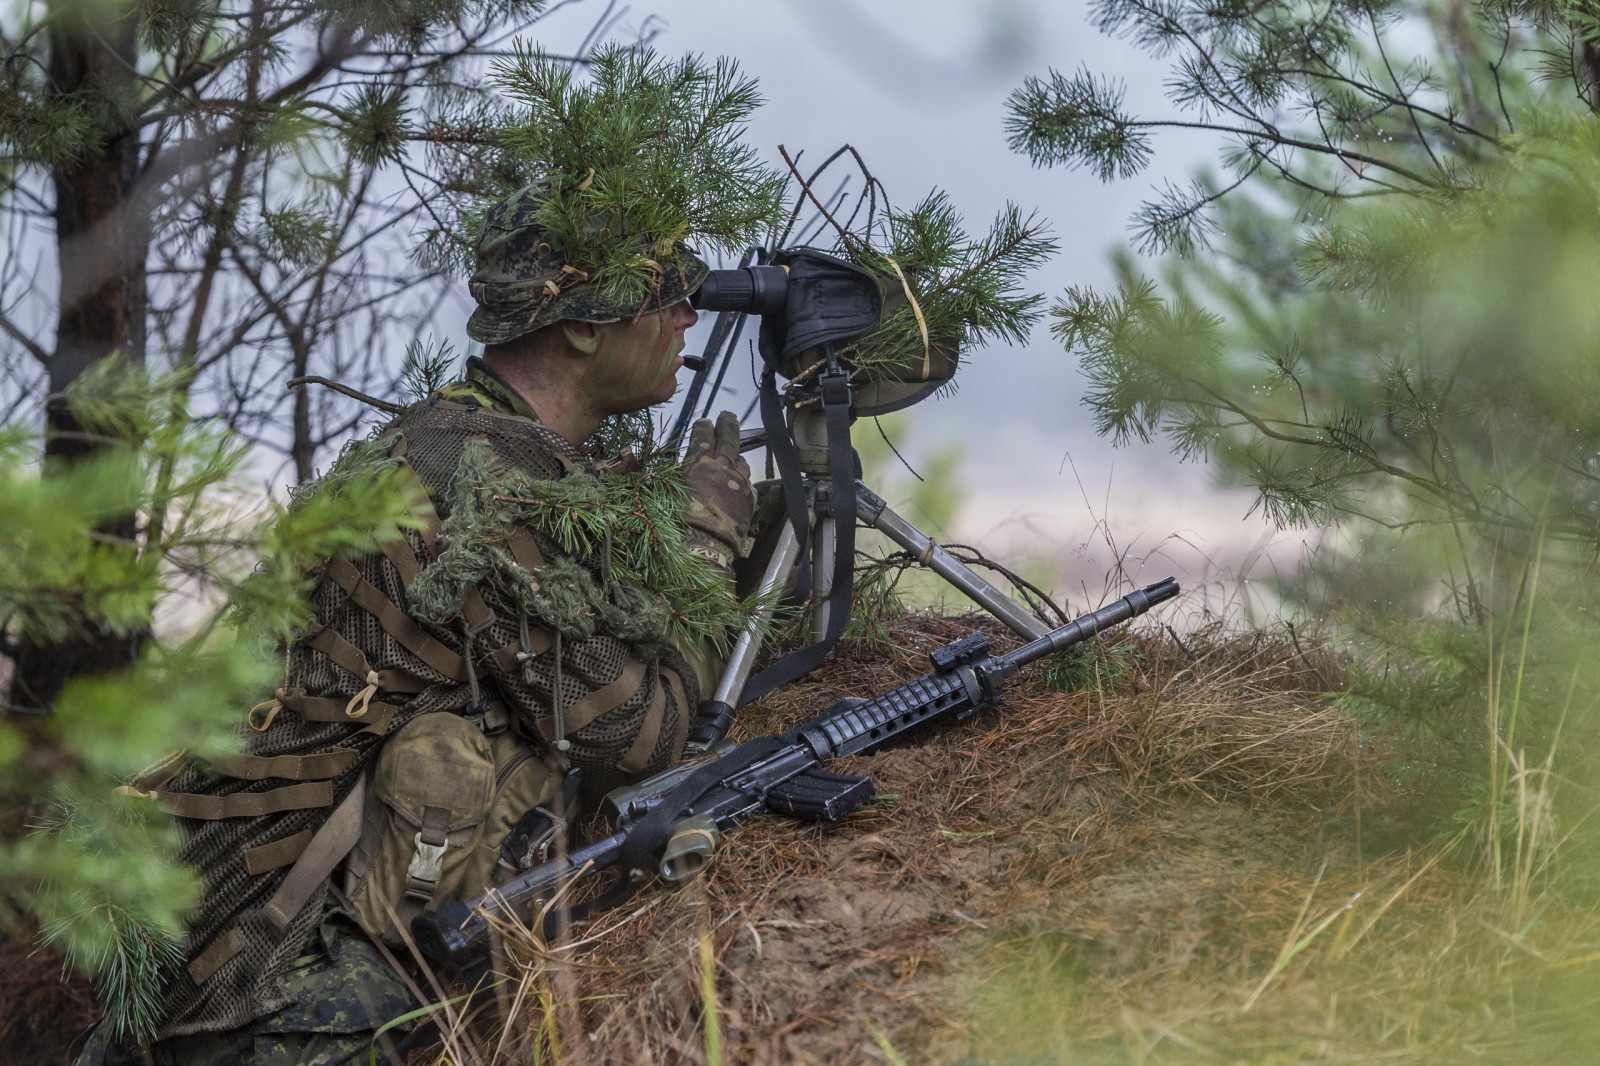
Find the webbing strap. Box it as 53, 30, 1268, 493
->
385, 433, 442, 551
212, 749, 359, 782
278, 689, 400, 735
379, 533, 424, 589
618, 674, 668, 774
127, 749, 187, 793
493, 527, 557, 671
244, 830, 313, 875
302, 623, 375, 682
488, 629, 553, 674
187, 927, 246, 986
462, 586, 492, 627
560, 659, 648, 736
324, 559, 468, 681
737, 360, 859, 706
760, 364, 812, 601
148, 780, 333, 820
505, 530, 547, 570
263, 774, 368, 932
379, 478, 440, 588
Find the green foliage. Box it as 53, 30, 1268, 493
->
439, 45, 789, 298
408, 439, 758, 653
28, 793, 193, 1043
1038, 638, 1139, 694
1006, 67, 1151, 181
0, 74, 97, 166
0, 363, 417, 1038
399, 337, 463, 402
586, 410, 658, 461
846, 192, 1057, 380
1003, 0, 1577, 252
1059, 116, 1600, 560
340, 85, 415, 168
843, 558, 911, 655
1020, 0, 1600, 887
136, 0, 223, 52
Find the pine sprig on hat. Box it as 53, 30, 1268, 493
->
482, 45, 788, 307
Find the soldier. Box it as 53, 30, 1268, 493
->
75, 184, 755, 1065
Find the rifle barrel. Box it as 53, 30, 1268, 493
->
1003, 577, 1179, 672
413, 830, 628, 972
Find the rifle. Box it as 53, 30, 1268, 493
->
413, 577, 1179, 973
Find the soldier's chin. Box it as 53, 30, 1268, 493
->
642, 371, 679, 408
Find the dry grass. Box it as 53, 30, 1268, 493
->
412, 612, 1503, 1065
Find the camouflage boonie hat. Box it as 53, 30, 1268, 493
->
466, 184, 710, 345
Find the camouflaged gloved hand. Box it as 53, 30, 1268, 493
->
682, 411, 755, 569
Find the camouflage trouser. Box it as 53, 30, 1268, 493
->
74, 913, 416, 1066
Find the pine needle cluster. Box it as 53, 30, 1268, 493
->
844, 192, 1058, 381
440, 46, 789, 310
410, 440, 756, 654
1001, 0, 1550, 252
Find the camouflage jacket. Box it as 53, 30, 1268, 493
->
147, 359, 704, 1039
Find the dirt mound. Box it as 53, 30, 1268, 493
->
11, 615, 1411, 1064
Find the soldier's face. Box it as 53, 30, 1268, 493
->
589, 299, 699, 412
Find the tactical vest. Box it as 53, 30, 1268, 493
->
145, 399, 695, 1039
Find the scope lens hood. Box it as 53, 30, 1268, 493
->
691, 265, 788, 315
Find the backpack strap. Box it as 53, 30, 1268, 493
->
133, 781, 334, 819
263, 774, 369, 932
323, 558, 469, 682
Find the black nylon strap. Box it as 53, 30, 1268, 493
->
617, 735, 789, 872
737, 361, 859, 707
820, 364, 858, 649
760, 364, 812, 601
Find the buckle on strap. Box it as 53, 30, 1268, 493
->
405, 833, 449, 902
463, 701, 510, 735
819, 365, 851, 408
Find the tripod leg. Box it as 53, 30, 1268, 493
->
685, 520, 803, 753
810, 511, 835, 643
855, 480, 1052, 641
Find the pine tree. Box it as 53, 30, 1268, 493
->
0, 0, 614, 709
1005, 0, 1600, 868
1005, 0, 1600, 585
0, 361, 421, 1040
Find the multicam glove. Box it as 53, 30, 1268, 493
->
682, 411, 755, 568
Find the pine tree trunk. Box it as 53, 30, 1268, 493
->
11, 1, 148, 711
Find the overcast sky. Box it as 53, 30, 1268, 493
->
464, 0, 1307, 613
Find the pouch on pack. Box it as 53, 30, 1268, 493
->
342, 712, 556, 945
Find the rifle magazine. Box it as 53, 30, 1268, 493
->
765, 767, 874, 821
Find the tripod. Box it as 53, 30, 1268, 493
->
685, 366, 1059, 752
668, 245, 1069, 751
